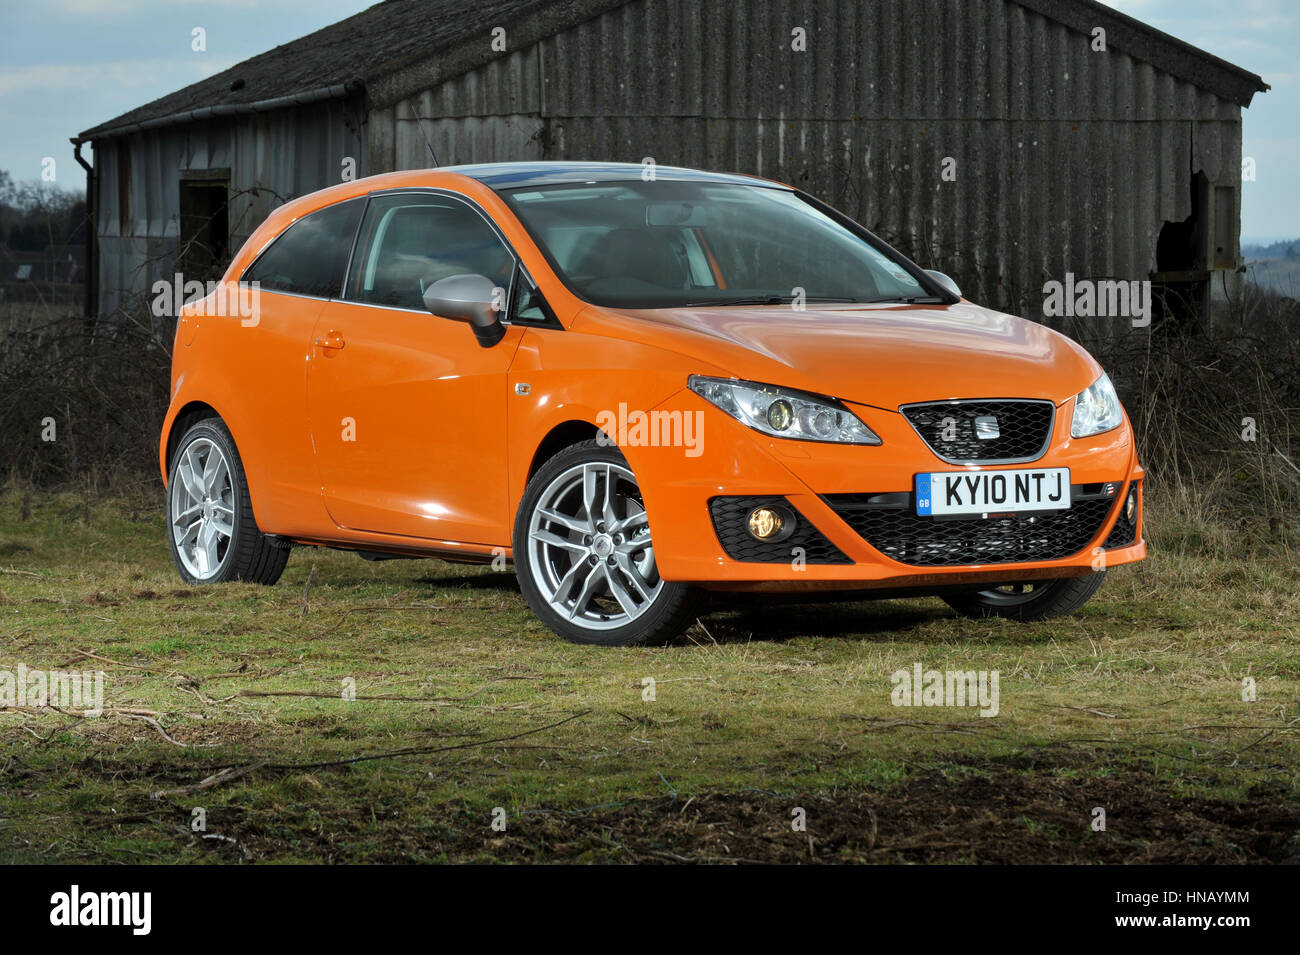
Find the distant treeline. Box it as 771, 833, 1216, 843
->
0, 169, 87, 252
1243, 238, 1300, 260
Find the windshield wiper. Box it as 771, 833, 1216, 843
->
682, 295, 863, 307
858, 295, 946, 305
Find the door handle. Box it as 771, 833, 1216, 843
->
314, 331, 346, 351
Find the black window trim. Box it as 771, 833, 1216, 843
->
237, 186, 565, 329
508, 260, 563, 329
342, 187, 560, 327
337, 193, 371, 300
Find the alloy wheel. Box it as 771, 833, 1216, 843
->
169, 437, 235, 579
525, 461, 663, 631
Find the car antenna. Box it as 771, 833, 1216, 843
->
416, 114, 440, 168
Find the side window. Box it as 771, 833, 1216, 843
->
345, 193, 514, 310
242, 198, 363, 297
511, 264, 554, 325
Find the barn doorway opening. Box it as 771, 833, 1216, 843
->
179, 173, 230, 284
1152, 171, 1209, 330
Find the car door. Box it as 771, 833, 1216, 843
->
234, 197, 364, 535
306, 190, 524, 545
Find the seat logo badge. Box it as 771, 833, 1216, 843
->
974, 416, 1000, 440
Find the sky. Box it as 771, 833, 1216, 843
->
0, 0, 1295, 241
1099, 0, 1298, 242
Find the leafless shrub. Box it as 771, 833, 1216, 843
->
0, 296, 171, 490
1095, 290, 1300, 553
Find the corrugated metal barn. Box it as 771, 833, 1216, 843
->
75, 0, 1266, 329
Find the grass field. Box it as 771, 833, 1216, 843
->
1, 485, 1297, 864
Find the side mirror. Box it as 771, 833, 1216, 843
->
925, 270, 962, 299
422, 273, 506, 348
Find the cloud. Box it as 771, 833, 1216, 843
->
43, 0, 261, 12
0, 59, 226, 97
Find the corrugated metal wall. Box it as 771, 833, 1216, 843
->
370, 48, 545, 170
93, 97, 363, 319
95, 0, 1245, 331
367, 0, 1243, 324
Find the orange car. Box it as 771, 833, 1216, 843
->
160, 162, 1145, 645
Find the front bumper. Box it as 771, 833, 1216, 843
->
630, 388, 1146, 589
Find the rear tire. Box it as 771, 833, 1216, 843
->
167, 417, 288, 586
513, 440, 699, 646
942, 572, 1106, 621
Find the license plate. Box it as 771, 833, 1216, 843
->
915, 467, 1070, 517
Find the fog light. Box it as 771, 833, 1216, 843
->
748, 507, 784, 540
1125, 488, 1137, 522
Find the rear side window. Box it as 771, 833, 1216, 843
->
243, 198, 363, 297
345, 193, 514, 310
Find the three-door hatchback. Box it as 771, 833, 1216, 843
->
161, 161, 1145, 645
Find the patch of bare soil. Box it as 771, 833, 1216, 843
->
458, 768, 1300, 864
60, 756, 1298, 864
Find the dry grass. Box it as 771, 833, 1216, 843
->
0, 484, 1296, 863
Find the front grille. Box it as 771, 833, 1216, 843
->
902, 399, 1055, 464
824, 491, 1116, 567
1104, 481, 1140, 549
709, 496, 851, 564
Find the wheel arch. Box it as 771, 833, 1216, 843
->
162, 401, 223, 485
525, 419, 609, 484
514, 417, 675, 553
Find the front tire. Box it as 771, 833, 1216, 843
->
513, 440, 699, 646
942, 572, 1106, 621
167, 417, 288, 586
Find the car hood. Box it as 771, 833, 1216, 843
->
580, 301, 1103, 408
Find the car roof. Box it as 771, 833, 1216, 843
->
441, 161, 789, 191
252, 162, 793, 246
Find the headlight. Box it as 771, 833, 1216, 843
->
688, 375, 881, 445
1070, 373, 1123, 438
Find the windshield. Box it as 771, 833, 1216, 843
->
500, 180, 943, 309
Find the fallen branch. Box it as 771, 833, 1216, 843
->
177, 684, 237, 706
201, 832, 253, 861
151, 761, 269, 800
150, 710, 592, 798
238, 689, 453, 702
0, 566, 41, 578
120, 713, 212, 748
1, 705, 159, 719
61, 648, 188, 681
1044, 704, 1118, 719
